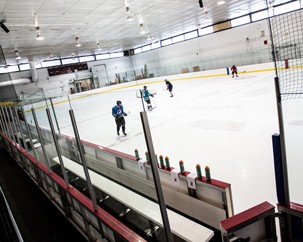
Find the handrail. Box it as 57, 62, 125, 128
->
0, 186, 24, 242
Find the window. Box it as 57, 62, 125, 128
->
251, 10, 269, 21
41, 60, 61, 67
172, 35, 184, 43
274, 1, 300, 15
19, 64, 30, 71
134, 48, 142, 54
0, 65, 19, 73
151, 42, 160, 49
96, 54, 110, 60
0, 67, 8, 73
231, 15, 250, 27
199, 26, 214, 36
184, 31, 198, 40
142, 45, 151, 52
79, 55, 95, 62
110, 52, 124, 58
62, 58, 79, 65
35, 63, 42, 69
161, 38, 172, 46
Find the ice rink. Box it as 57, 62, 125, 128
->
28, 67, 303, 215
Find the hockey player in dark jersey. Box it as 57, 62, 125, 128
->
165, 79, 173, 97
231, 65, 238, 78
112, 100, 127, 136
142, 86, 154, 111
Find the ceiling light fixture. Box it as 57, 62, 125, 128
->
139, 23, 145, 34
267, 0, 274, 8
0, 22, 9, 33
126, 7, 134, 21
217, 1, 225, 5
97, 41, 101, 50
75, 36, 81, 47
36, 27, 44, 40
15, 49, 21, 60
34, 13, 44, 40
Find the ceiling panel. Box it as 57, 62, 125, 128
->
0, 0, 298, 65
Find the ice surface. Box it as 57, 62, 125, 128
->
28, 70, 303, 214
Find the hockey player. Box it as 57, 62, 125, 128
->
231, 65, 238, 78
165, 79, 173, 97
142, 86, 154, 111
112, 100, 127, 136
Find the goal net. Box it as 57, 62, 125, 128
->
270, 9, 303, 100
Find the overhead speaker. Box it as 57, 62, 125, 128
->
0, 22, 9, 33
198, 0, 203, 8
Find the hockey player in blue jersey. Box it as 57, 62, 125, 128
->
142, 86, 154, 111
112, 100, 127, 136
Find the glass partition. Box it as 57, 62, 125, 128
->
17, 90, 180, 241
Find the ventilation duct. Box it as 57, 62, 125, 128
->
0, 78, 31, 87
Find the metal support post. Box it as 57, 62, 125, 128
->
274, 77, 289, 205
0, 105, 6, 135
79, 204, 94, 242
69, 109, 98, 212
13, 106, 28, 152
31, 108, 52, 171
49, 98, 61, 135
0, 106, 12, 152
3, 106, 15, 142
274, 77, 292, 239
46, 108, 70, 188
140, 111, 173, 242
140, 89, 146, 111
8, 106, 21, 147
21, 106, 37, 159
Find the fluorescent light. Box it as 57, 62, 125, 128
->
35, 26, 44, 40
36, 33, 44, 40
127, 14, 134, 21
75, 36, 81, 47
140, 24, 145, 34
217, 1, 225, 5
97, 41, 101, 50
15, 50, 21, 60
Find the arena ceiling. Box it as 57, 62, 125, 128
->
0, 0, 295, 65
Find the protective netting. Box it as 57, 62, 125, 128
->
270, 9, 303, 100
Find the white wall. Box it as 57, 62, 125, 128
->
131, 19, 272, 73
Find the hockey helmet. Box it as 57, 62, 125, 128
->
117, 100, 122, 105
143, 86, 147, 89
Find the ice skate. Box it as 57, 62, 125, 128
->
123, 131, 127, 136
